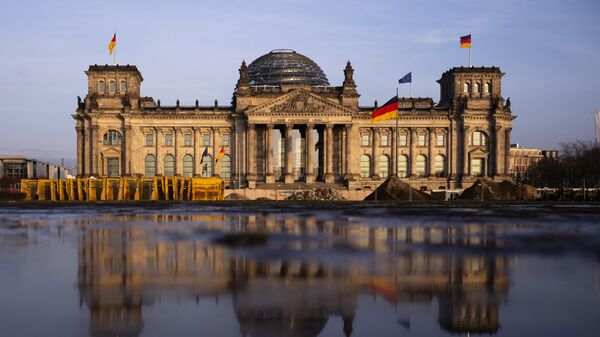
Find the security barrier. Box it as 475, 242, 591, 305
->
19, 177, 224, 201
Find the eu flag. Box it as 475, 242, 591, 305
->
399, 72, 412, 84
200, 147, 209, 164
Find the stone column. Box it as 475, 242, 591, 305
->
343, 124, 353, 181
450, 120, 459, 180
174, 128, 179, 175
212, 127, 217, 176
371, 128, 380, 180
325, 124, 334, 183
391, 126, 397, 177
76, 125, 83, 176
192, 127, 198, 176
504, 128, 511, 175
409, 128, 416, 177
428, 128, 435, 177
463, 126, 470, 176
155, 127, 161, 175
124, 125, 132, 176
84, 120, 92, 176
92, 125, 99, 176
284, 124, 294, 184
246, 123, 257, 187
266, 124, 275, 183
305, 124, 315, 183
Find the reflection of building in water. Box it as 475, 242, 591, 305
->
77, 213, 510, 336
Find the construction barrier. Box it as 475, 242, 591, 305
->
20, 177, 224, 201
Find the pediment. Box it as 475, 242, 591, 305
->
469, 147, 488, 157
245, 90, 354, 115
101, 147, 122, 155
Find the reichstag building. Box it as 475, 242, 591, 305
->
73, 49, 515, 190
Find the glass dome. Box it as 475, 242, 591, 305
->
247, 49, 330, 86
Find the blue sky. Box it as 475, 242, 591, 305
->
0, 0, 598, 163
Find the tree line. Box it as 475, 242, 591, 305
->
523, 140, 600, 188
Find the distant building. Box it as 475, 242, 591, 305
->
0, 155, 70, 180
509, 144, 557, 181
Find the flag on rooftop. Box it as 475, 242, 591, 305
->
371, 96, 398, 123
399, 72, 412, 84
460, 34, 471, 48
108, 33, 116, 55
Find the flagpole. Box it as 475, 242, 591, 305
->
410, 82, 412, 98
469, 33, 471, 67
395, 88, 399, 176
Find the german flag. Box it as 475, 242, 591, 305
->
460, 34, 471, 48
108, 33, 116, 55
216, 147, 225, 163
371, 96, 398, 122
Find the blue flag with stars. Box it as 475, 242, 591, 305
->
200, 147, 208, 164
399, 72, 412, 84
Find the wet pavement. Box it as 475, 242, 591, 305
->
0, 204, 599, 337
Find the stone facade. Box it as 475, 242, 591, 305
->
73, 50, 515, 190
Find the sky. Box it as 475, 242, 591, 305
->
0, 0, 598, 164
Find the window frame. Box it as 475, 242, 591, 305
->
164, 133, 173, 146
145, 133, 154, 146
183, 133, 192, 146
380, 133, 389, 147
361, 133, 370, 147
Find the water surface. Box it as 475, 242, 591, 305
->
0, 204, 599, 337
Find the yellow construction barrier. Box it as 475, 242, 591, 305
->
19, 177, 224, 201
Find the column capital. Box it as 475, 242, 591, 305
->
266, 123, 274, 131
285, 123, 294, 130
345, 123, 353, 130
247, 123, 255, 131
326, 123, 334, 130
306, 123, 315, 129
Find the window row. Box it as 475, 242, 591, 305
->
145, 133, 230, 147
360, 133, 447, 147
144, 154, 231, 179
97, 80, 127, 94
359, 154, 447, 178
463, 81, 492, 94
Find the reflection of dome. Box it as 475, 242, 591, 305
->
248, 49, 330, 86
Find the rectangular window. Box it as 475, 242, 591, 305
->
107, 158, 119, 177
361, 133, 370, 146
145, 134, 154, 146
436, 134, 445, 147
203, 134, 211, 146
184, 133, 192, 146
418, 134, 426, 146
164, 133, 173, 146
399, 134, 407, 147
222, 134, 230, 146
380, 134, 389, 146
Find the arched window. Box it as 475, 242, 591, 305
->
379, 155, 390, 178
463, 82, 470, 93
416, 155, 427, 177
164, 154, 175, 176
145, 155, 156, 177
220, 155, 231, 179
98, 80, 106, 93
474, 83, 480, 93
434, 155, 446, 177
109, 80, 117, 93
182, 154, 194, 177
397, 154, 408, 178
470, 131, 487, 146
360, 154, 371, 178
484, 82, 491, 94
202, 155, 213, 178
119, 80, 127, 93
103, 130, 122, 145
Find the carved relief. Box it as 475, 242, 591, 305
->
270, 91, 328, 113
